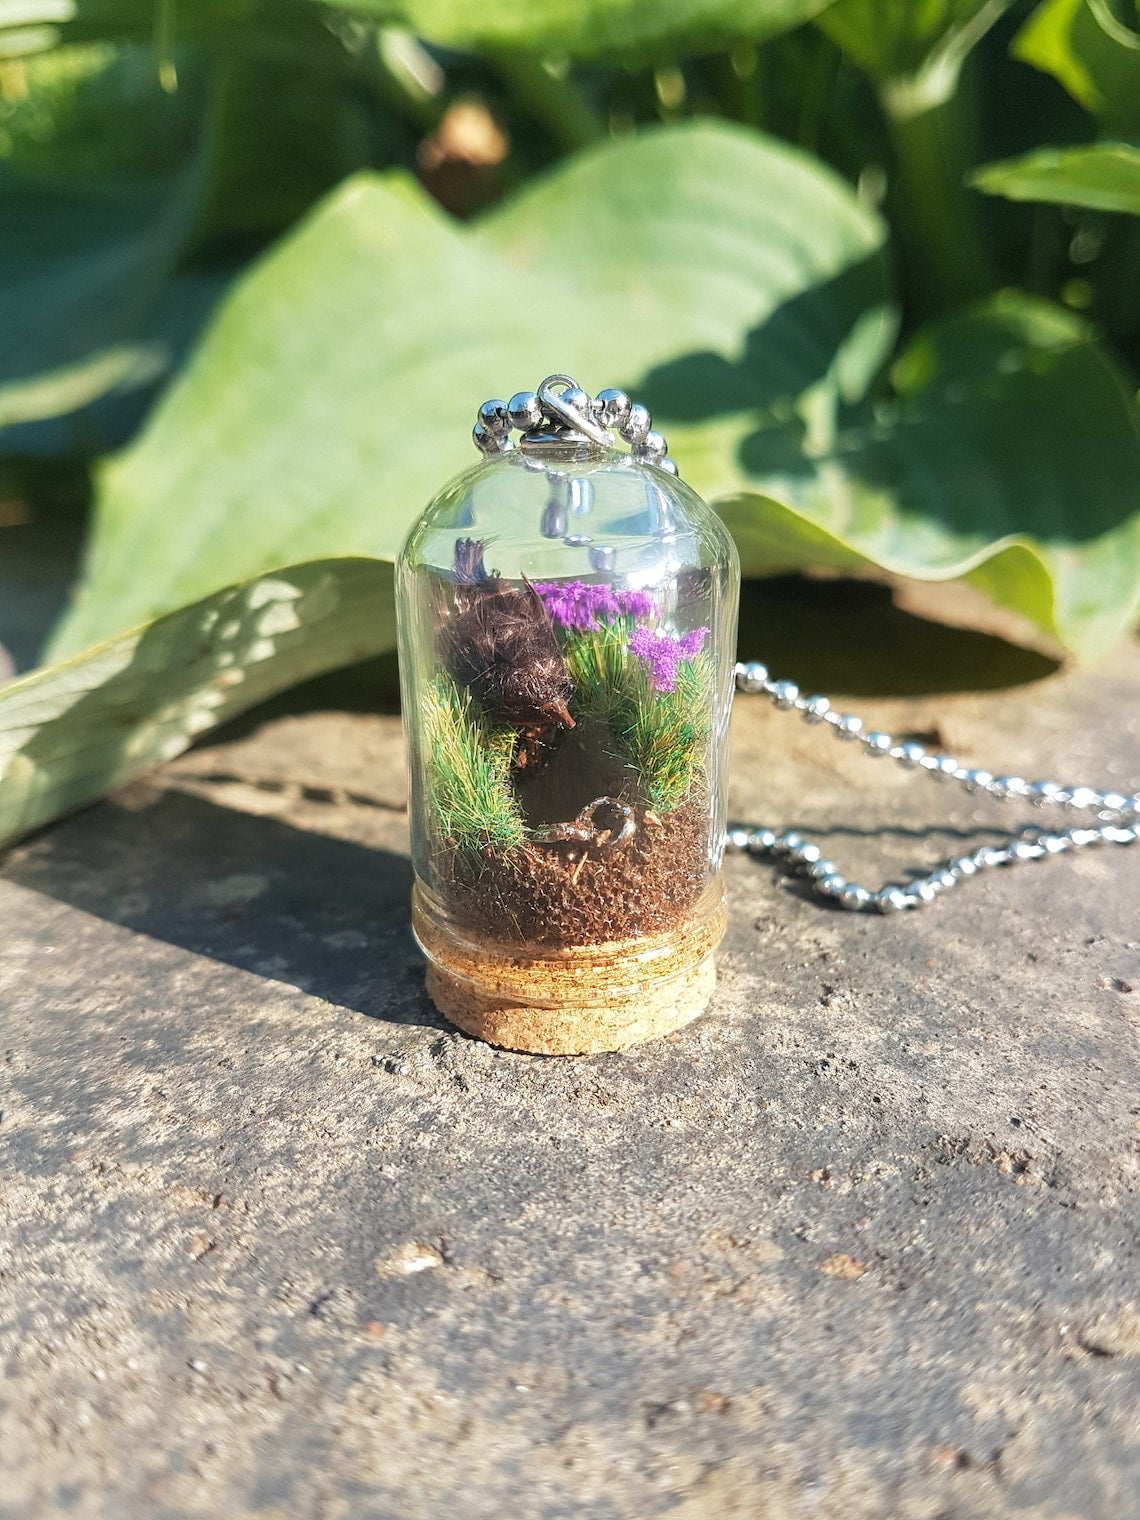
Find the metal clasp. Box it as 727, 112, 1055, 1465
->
535, 374, 613, 448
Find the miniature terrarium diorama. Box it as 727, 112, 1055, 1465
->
396, 378, 739, 1054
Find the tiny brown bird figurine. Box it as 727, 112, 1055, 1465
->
440, 539, 574, 771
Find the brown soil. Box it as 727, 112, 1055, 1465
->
434, 793, 709, 948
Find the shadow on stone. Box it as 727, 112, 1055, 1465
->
6, 788, 444, 1029
736, 577, 1058, 697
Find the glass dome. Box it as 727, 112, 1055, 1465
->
396, 381, 739, 1054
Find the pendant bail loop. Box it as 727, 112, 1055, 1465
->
536, 374, 613, 448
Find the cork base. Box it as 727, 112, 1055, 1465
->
412, 883, 726, 1056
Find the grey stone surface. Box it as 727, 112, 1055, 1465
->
2, 650, 1139, 1519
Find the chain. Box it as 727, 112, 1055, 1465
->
727, 662, 1139, 912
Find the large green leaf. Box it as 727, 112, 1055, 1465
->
0, 0, 256, 57
50, 122, 892, 656
0, 40, 211, 427
48, 123, 1140, 672
817, 0, 1012, 107
818, 0, 1010, 78
1014, 0, 1140, 137
814, 1, 1010, 307
666, 291, 1140, 660
0, 162, 203, 425
198, 9, 380, 244
971, 141, 1140, 213
15, 119, 1140, 858
333, 0, 833, 59
0, 558, 392, 847
2, 0, 832, 62
0, 20, 388, 432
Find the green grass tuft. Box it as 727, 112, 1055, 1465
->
422, 674, 526, 855
562, 617, 632, 719
562, 622, 711, 813
612, 652, 711, 813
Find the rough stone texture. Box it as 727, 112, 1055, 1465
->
2, 647, 1139, 1519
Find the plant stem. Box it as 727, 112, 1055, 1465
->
881, 79, 991, 314
155, 0, 178, 92
488, 51, 606, 153
707, 44, 766, 130
1026, 203, 1064, 299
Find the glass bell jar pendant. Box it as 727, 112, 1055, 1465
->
396, 376, 740, 1055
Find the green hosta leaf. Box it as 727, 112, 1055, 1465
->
333, 0, 833, 59
0, 0, 257, 55
0, 41, 206, 179
50, 122, 891, 656
667, 291, 1140, 661
818, 0, 1009, 77
0, 24, 380, 430
16, 121, 1140, 851
0, 0, 73, 56
971, 141, 1140, 213
1014, 0, 1140, 137
0, 557, 393, 847
817, 0, 1012, 107
0, 37, 209, 427
0, 162, 203, 424
195, 6, 382, 244
4, 0, 833, 61
0, 347, 153, 429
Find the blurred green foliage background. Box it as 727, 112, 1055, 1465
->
1, 0, 1140, 842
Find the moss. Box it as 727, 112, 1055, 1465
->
562, 621, 710, 813
612, 652, 711, 814
422, 674, 527, 856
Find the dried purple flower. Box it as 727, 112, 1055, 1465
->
616, 588, 659, 620
628, 625, 709, 694
532, 581, 613, 629
533, 580, 660, 630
